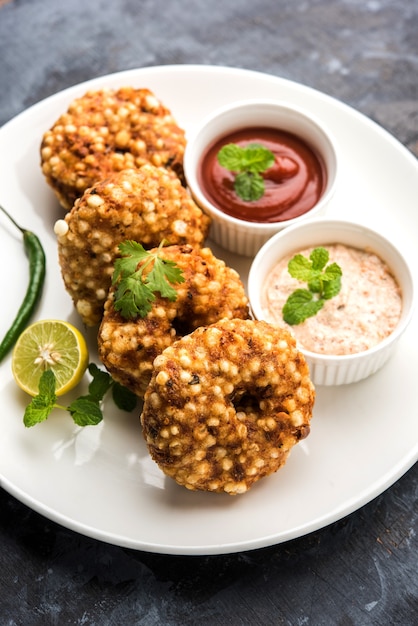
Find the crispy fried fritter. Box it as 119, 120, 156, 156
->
98, 245, 250, 397
141, 318, 315, 495
41, 87, 186, 209
56, 166, 211, 326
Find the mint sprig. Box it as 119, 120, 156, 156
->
23, 363, 138, 428
217, 142, 275, 201
282, 247, 342, 325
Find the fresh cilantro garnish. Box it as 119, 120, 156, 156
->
282, 247, 342, 325
112, 240, 185, 320
23, 363, 138, 428
217, 142, 275, 202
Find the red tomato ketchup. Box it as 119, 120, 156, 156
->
198, 127, 326, 223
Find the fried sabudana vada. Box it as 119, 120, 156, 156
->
41, 86, 186, 210
141, 318, 315, 495
98, 245, 250, 397
56, 166, 211, 326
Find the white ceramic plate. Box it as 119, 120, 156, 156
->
1, 65, 417, 556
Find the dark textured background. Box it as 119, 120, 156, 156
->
1, 0, 417, 624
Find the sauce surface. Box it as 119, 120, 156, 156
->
261, 244, 402, 355
199, 127, 326, 223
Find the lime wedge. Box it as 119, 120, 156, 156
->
12, 319, 89, 396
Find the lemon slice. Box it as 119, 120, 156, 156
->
12, 319, 89, 396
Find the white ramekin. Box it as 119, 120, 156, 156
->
248, 218, 414, 385
184, 99, 338, 256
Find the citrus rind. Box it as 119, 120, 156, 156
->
11, 319, 89, 396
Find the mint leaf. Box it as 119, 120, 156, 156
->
282, 247, 343, 325
23, 399, 53, 428
69, 397, 103, 426
323, 275, 342, 300
288, 254, 315, 282
322, 262, 343, 283
239, 143, 275, 173
310, 247, 329, 271
218, 143, 274, 174
234, 171, 265, 202
217, 143, 245, 171
87, 363, 113, 401
112, 382, 138, 412
217, 142, 274, 202
283, 289, 325, 325
38, 368, 56, 399
307, 277, 322, 294
22, 363, 137, 428
23, 370, 57, 427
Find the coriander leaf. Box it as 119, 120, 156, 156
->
283, 289, 325, 325
156, 258, 185, 288
114, 275, 155, 319
112, 241, 149, 284
112, 240, 184, 320
23, 370, 57, 427
147, 257, 184, 301
69, 397, 103, 426
112, 382, 138, 412
234, 171, 265, 202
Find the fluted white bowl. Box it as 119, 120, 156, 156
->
184, 99, 338, 256
248, 218, 414, 385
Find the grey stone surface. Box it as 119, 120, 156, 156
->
1, 0, 417, 624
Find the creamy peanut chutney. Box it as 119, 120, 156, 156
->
261, 244, 402, 355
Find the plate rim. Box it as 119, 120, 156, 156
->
1, 63, 417, 555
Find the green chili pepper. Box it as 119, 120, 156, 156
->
0, 204, 46, 363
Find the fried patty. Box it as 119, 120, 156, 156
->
41, 86, 186, 209
98, 245, 250, 396
56, 166, 211, 326
141, 318, 315, 495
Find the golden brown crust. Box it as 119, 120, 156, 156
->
41, 87, 186, 209
57, 166, 211, 326
141, 318, 315, 495
98, 245, 250, 396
